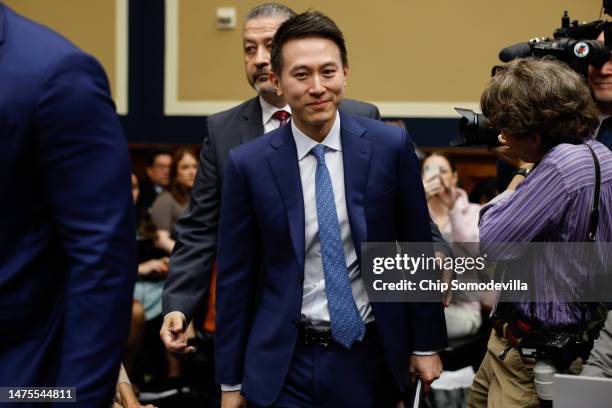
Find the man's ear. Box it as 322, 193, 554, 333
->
269, 71, 283, 96
343, 65, 349, 86
531, 133, 543, 150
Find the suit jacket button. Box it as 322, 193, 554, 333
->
298, 275, 304, 283
292, 319, 299, 328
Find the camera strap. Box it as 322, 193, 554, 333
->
495, 143, 603, 353
586, 143, 601, 242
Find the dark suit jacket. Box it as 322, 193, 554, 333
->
597, 117, 612, 151
0, 5, 135, 405
138, 178, 164, 210
214, 112, 447, 405
163, 97, 380, 321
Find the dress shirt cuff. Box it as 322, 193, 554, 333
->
221, 384, 242, 392
412, 350, 439, 356
163, 311, 187, 325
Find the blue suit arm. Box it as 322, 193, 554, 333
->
397, 129, 447, 352
163, 121, 219, 322
35, 51, 136, 406
215, 151, 260, 385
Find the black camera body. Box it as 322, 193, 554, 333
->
453, 3, 612, 147
518, 332, 589, 371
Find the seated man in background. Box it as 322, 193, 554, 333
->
138, 147, 173, 211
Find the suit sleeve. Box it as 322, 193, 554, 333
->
162, 119, 219, 323
397, 129, 447, 352
35, 51, 136, 405
214, 151, 260, 385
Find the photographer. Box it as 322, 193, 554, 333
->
467, 58, 612, 408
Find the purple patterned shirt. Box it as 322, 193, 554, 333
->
480, 140, 612, 327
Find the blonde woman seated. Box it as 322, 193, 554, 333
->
422, 152, 482, 338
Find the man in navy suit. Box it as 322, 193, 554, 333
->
0, 4, 135, 406
160, 3, 380, 349
215, 11, 447, 407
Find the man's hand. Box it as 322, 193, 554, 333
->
221, 391, 246, 408
159, 311, 196, 353
138, 257, 169, 277
409, 354, 442, 393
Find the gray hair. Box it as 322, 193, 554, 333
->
245, 3, 295, 23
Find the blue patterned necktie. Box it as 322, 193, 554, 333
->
311, 144, 365, 348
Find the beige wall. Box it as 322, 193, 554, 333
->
5, 0, 604, 114
177, 0, 602, 103
3, 0, 119, 100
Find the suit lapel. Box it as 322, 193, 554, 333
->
240, 97, 264, 145
267, 126, 305, 271
340, 112, 371, 256
597, 119, 612, 151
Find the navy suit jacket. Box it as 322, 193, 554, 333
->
215, 112, 447, 405
0, 5, 135, 406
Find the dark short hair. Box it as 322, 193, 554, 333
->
146, 147, 172, 167
245, 3, 295, 24
271, 11, 348, 75
481, 58, 599, 151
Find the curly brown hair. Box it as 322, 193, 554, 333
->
480, 58, 599, 152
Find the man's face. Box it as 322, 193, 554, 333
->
271, 37, 347, 136
588, 31, 612, 104
243, 16, 286, 96
146, 154, 172, 187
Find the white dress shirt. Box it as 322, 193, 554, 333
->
291, 112, 374, 328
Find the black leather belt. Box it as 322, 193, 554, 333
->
297, 322, 376, 347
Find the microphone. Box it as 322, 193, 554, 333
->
499, 43, 532, 62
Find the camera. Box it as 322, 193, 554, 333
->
518, 332, 579, 370
452, 3, 612, 147
451, 108, 499, 147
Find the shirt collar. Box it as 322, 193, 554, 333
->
292, 111, 342, 161
595, 113, 612, 138
259, 96, 291, 127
